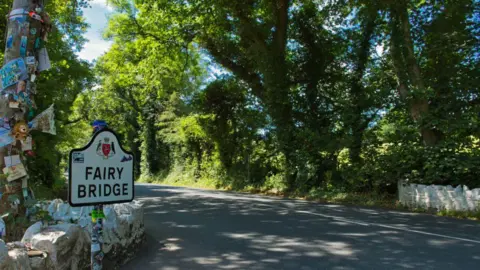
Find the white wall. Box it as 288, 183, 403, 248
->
398, 181, 480, 212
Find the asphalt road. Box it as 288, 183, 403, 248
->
122, 184, 480, 270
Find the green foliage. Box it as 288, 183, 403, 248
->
437, 209, 480, 221
66, 0, 480, 206
33, 209, 53, 223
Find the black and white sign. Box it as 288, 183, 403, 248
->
68, 129, 134, 207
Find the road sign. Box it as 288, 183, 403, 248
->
68, 128, 134, 207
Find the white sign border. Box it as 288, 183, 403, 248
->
68, 128, 135, 207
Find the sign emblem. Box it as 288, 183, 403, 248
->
96, 137, 115, 159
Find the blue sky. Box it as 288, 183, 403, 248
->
77, 0, 113, 62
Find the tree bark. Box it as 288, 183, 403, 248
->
1, 0, 46, 241
144, 114, 160, 175
390, 1, 442, 146
349, 10, 377, 164
269, 0, 298, 188
127, 129, 141, 177
203, 0, 297, 188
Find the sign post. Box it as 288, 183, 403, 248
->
68, 121, 134, 269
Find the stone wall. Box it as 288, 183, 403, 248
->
0, 200, 145, 269
398, 181, 480, 212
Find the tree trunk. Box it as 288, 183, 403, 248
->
390, 1, 442, 146
349, 10, 377, 164
144, 115, 160, 175
1, 0, 48, 241
127, 129, 141, 177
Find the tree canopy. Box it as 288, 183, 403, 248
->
64, 0, 480, 194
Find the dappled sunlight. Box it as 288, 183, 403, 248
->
123, 185, 480, 270
162, 221, 203, 229
151, 210, 169, 214
221, 232, 358, 258
427, 239, 458, 246
330, 221, 356, 226
163, 242, 182, 251
328, 232, 373, 237
323, 241, 356, 256
377, 230, 400, 234
190, 256, 222, 265
260, 258, 280, 263
222, 232, 259, 240
266, 247, 293, 253
356, 208, 380, 215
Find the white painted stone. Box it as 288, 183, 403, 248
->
47, 199, 63, 217
31, 223, 90, 270
0, 219, 5, 239
10, 200, 145, 269
53, 203, 71, 221
22, 221, 42, 244
6, 242, 25, 250
0, 240, 13, 269
69, 205, 94, 233
8, 248, 31, 270
399, 181, 480, 212
425, 185, 435, 209
102, 201, 146, 266
29, 251, 53, 270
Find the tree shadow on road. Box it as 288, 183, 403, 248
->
123, 185, 480, 270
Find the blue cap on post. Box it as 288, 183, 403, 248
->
92, 120, 107, 133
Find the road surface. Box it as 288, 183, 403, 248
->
123, 184, 480, 270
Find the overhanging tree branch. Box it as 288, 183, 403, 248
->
63, 116, 87, 125
232, 8, 269, 54
205, 39, 265, 100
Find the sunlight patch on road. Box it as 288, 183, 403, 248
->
221, 232, 358, 259
267, 247, 293, 252
261, 258, 280, 263
162, 221, 203, 229
162, 243, 182, 251
328, 233, 372, 237
190, 256, 222, 265
305, 251, 325, 257
223, 232, 259, 239
323, 241, 355, 256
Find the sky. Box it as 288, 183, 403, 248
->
77, 0, 113, 62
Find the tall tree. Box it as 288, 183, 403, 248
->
1, 0, 52, 240
1, 0, 92, 240
389, 0, 441, 146
346, 4, 379, 164
86, 1, 205, 176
